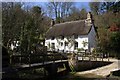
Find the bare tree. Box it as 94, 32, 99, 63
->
89, 2, 100, 15
65, 7, 87, 21
47, 2, 73, 23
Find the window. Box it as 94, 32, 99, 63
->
60, 42, 63, 46
65, 42, 68, 46
74, 35, 78, 39
48, 42, 50, 48
61, 36, 64, 39
51, 37, 55, 40
74, 42, 78, 50
60, 35, 64, 40
51, 43, 55, 49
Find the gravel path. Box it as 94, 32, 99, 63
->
75, 58, 120, 78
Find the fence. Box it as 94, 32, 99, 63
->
74, 52, 110, 61
10, 52, 68, 67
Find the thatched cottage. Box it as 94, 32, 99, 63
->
45, 12, 96, 53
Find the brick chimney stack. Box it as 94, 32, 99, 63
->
85, 12, 93, 25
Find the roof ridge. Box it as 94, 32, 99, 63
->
54, 20, 85, 26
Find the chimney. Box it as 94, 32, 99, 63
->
85, 12, 93, 24
51, 19, 55, 26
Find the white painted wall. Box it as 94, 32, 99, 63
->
77, 35, 88, 50
45, 35, 89, 52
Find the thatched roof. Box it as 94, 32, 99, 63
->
46, 20, 92, 39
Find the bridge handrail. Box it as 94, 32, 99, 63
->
10, 53, 68, 66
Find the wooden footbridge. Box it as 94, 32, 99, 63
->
2, 45, 111, 79
2, 45, 71, 79
10, 52, 71, 75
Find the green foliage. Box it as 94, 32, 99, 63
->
109, 32, 120, 53
2, 3, 50, 54
79, 8, 87, 19
77, 48, 84, 52
89, 1, 120, 57
31, 6, 42, 15
82, 41, 88, 47
2, 2, 25, 50
95, 11, 120, 54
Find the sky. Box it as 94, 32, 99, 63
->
75, 2, 90, 11
23, 2, 90, 11
22, 2, 90, 18
2, 0, 119, 2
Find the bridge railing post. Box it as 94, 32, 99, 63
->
82, 54, 83, 60
20, 55, 22, 65
61, 53, 62, 62
77, 52, 78, 60
96, 54, 97, 61
102, 53, 103, 61
108, 53, 109, 61
89, 55, 90, 61
42, 54, 45, 65
28, 53, 31, 67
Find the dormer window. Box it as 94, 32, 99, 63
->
51, 43, 55, 50
60, 35, 64, 40
61, 36, 64, 39
51, 37, 55, 40
74, 35, 78, 39
72, 33, 78, 39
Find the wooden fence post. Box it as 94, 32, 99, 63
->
43, 54, 45, 65
89, 55, 91, 61
61, 53, 62, 62
82, 54, 83, 60
77, 53, 79, 60
102, 53, 103, 61
108, 53, 109, 61
29, 54, 31, 67
10, 55, 12, 65
20, 55, 22, 65
96, 54, 97, 61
